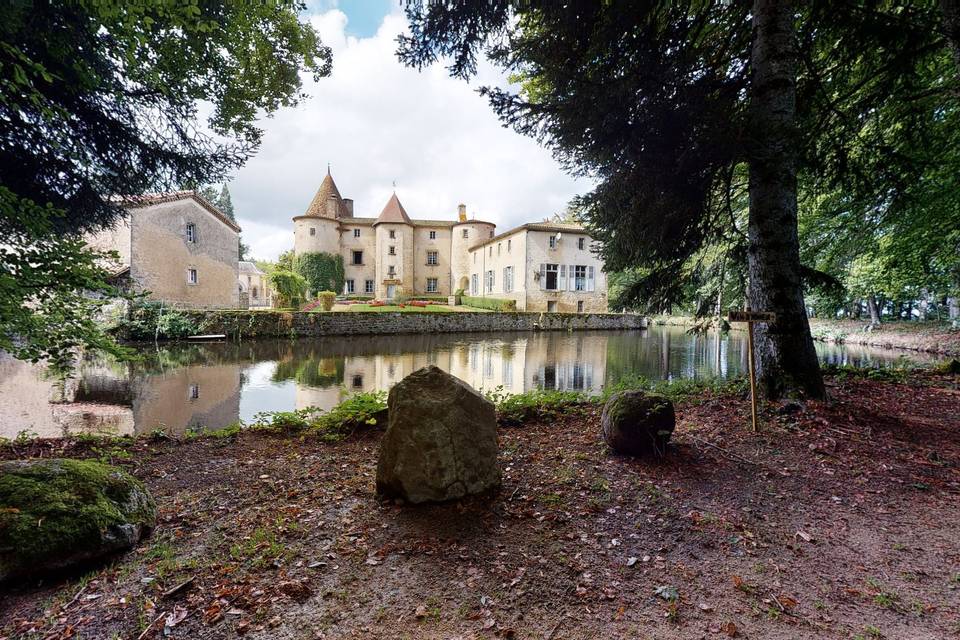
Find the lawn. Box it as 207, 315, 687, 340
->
331, 303, 490, 313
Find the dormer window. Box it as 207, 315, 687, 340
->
186, 223, 196, 243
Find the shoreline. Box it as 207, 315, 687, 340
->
650, 315, 960, 358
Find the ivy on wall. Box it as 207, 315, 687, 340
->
295, 252, 345, 296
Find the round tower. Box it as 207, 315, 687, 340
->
451, 206, 495, 294
373, 192, 414, 300
292, 169, 347, 257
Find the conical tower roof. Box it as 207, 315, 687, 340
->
375, 192, 412, 225
303, 169, 347, 218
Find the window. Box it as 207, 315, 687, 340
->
507, 239, 511, 252
352, 374, 364, 388
542, 263, 558, 290
345, 279, 355, 294
353, 228, 361, 238
497, 242, 502, 255
427, 250, 438, 265
503, 266, 514, 293
574, 265, 587, 291
364, 279, 374, 294
189, 384, 199, 400
578, 237, 585, 250
473, 253, 477, 263
471, 273, 479, 295
488, 246, 492, 257
549, 235, 557, 249
389, 229, 396, 239
252, 286, 259, 300
187, 268, 198, 284
352, 250, 363, 265
577, 300, 584, 313
462, 229, 469, 239
309, 227, 316, 236
426, 278, 438, 293
489, 230, 494, 238
186, 223, 196, 243
388, 265, 396, 276
485, 270, 494, 293
429, 230, 437, 240
388, 246, 396, 256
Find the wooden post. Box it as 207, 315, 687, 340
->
728, 309, 776, 433
746, 309, 758, 433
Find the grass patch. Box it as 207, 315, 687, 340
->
339, 304, 457, 313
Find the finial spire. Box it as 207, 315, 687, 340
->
392, 179, 396, 191
327, 162, 331, 176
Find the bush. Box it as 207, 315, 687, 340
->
115, 301, 199, 340
461, 295, 517, 311
317, 291, 336, 311
268, 270, 308, 308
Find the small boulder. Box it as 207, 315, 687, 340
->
601, 391, 675, 456
376, 366, 500, 503
0, 458, 156, 582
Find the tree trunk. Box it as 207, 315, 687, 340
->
747, 0, 825, 400
867, 295, 882, 326
942, 0, 960, 77
949, 296, 959, 326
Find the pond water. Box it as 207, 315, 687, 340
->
0, 326, 935, 440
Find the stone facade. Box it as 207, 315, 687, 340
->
239, 261, 272, 308
291, 171, 606, 309
468, 223, 608, 313
88, 192, 240, 309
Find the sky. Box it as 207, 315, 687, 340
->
230, 1, 590, 261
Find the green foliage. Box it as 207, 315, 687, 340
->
0, 189, 132, 374
485, 387, 589, 425
295, 252, 345, 295
268, 270, 308, 308
317, 291, 337, 311
115, 301, 199, 341
461, 295, 517, 311
250, 391, 387, 441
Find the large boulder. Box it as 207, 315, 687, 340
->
601, 391, 675, 456
0, 458, 156, 581
376, 366, 500, 503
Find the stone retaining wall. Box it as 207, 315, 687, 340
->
183, 310, 646, 340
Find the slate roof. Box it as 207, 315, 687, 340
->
469, 222, 586, 250
374, 193, 413, 225
117, 191, 241, 233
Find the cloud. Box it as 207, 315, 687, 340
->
231, 8, 591, 261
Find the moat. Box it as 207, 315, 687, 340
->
0, 326, 936, 439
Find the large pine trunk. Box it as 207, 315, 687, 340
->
747, 0, 826, 399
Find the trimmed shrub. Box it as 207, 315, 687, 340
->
317, 291, 336, 311
461, 295, 517, 311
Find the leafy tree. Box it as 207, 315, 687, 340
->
0, 1, 328, 366
398, 0, 952, 398
268, 270, 308, 309
217, 184, 236, 222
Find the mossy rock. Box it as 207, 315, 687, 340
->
0, 458, 156, 582
937, 359, 960, 375
601, 391, 675, 456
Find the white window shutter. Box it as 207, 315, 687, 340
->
588, 266, 595, 292
539, 263, 546, 290
567, 264, 575, 291
558, 264, 566, 291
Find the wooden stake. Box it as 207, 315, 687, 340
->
746, 309, 759, 433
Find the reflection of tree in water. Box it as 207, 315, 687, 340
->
272, 357, 344, 388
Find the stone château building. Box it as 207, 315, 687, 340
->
292, 170, 608, 312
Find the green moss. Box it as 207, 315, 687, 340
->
0, 459, 156, 578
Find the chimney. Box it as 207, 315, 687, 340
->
457, 203, 467, 223
326, 195, 338, 218
343, 198, 354, 217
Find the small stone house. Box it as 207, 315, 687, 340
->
88, 191, 241, 308
238, 261, 272, 308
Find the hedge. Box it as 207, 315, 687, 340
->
461, 295, 517, 311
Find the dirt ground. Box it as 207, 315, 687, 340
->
2, 371, 959, 640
